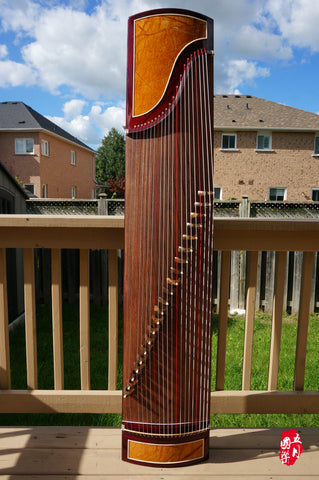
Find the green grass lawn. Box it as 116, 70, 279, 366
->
1, 305, 318, 428
210, 311, 319, 428
1, 304, 122, 427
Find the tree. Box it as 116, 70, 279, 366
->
95, 128, 125, 188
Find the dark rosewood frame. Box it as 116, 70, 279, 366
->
126, 8, 214, 132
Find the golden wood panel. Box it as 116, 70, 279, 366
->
133, 14, 207, 117
127, 438, 204, 464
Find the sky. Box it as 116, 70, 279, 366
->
1, 0, 319, 150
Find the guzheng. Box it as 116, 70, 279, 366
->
122, 8, 214, 467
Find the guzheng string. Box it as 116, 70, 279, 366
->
125, 51, 212, 419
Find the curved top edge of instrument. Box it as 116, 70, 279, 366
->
126, 8, 214, 132
128, 8, 213, 24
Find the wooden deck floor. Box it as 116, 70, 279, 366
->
0, 426, 318, 479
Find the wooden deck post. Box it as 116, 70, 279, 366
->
242, 251, 258, 390
294, 251, 314, 391
216, 250, 231, 390
268, 251, 286, 390
108, 249, 118, 390
51, 248, 64, 390
23, 248, 38, 390
80, 249, 90, 390
0, 248, 10, 389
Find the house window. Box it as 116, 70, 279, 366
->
311, 188, 319, 201
257, 132, 272, 150
214, 186, 222, 200
71, 150, 76, 165
269, 187, 286, 201
15, 138, 34, 154
42, 184, 48, 198
71, 186, 77, 198
221, 134, 236, 149
41, 140, 49, 156
24, 184, 34, 195
314, 136, 319, 155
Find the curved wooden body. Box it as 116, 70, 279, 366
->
123, 8, 214, 467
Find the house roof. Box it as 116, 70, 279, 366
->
0, 101, 94, 151
214, 95, 319, 131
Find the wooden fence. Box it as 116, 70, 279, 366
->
34, 248, 123, 308
213, 250, 319, 314
33, 249, 317, 315
212, 197, 319, 313
24, 197, 319, 314
0, 214, 319, 417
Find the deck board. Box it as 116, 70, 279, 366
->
0, 427, 318, 478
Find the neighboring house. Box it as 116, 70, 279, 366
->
214, 95, 319, 201
0, 161, 28, 321
0, 101, 96, 199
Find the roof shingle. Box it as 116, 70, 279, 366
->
214, 95, 319, 131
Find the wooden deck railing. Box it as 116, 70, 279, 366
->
0, 215, 319, 416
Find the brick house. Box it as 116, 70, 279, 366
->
214, 95, 319, 201
0, 101, 96, 199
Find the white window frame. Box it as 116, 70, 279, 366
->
71, 186, 77, 198
314, 136, 319, 156
256, 131, 272, 151
221, 133, 237, 150
214, 186, 222, 200
71, 150, 76, 165
311, 188, 319, 201
269, 187, 287, 201
41, 140, 49, 156
42, 184, 48, 198
15, 138, 34, 154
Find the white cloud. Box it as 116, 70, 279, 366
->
0, 44, 8, 58
215, 59, 270, 94
47, 100, 125, 149
89, 104, 125, 135
0, 0, 39, 34
0, 1, 129, 97
63, 99, 87, 119
0, 59, 37, 86
265, 0, 319, 52
21, 5, 127, 97
231, 25, 293, 60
